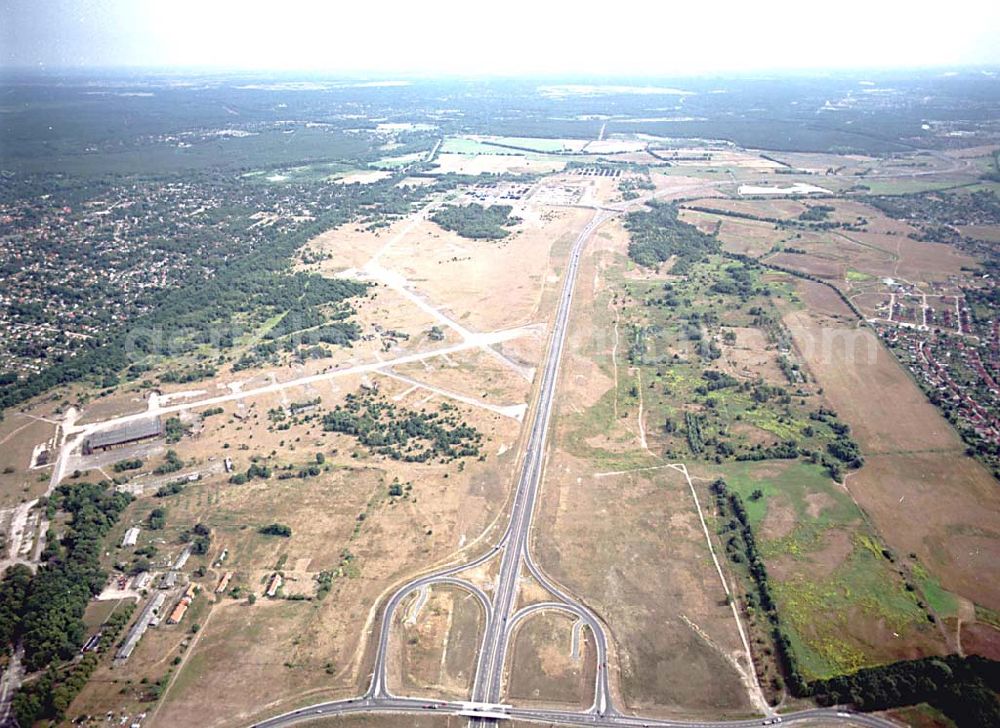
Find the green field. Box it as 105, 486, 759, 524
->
440, 137, 507, 155
711, 460, 953, 680
858, 178, 972, 196
370, 152, 425, 170
483, 136, 585, 153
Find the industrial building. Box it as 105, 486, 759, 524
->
215, 571, 233, 594
265, 572, 283, 597
116, 592, 166, 662
121, 526, 140, 547
167, 584, 197, 624
83, 417, 163, 455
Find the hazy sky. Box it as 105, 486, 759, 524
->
3, 0, 1000, 75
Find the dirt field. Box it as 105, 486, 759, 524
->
506, 611, 594, 708
0, 414, 57, 507
389, 585, 483, 698
61, 361, 525, 726
679, 209, 789, 257
378, 210, 591, 333
783, 280, 1000, 614
63, 175, 619, 726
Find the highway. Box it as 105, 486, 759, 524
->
472, 208, 616, 717
252, 695, 901, 728
361, 207, 615, 715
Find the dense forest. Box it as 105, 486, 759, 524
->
4, 483, 133, 725
430, 203, 518, 240
812, 654, 1000, 727
624, 201, 720, 271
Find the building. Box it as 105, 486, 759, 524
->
83, 417, 163, 454
159, 571, 178, 589
121, 526, 140, 547
167, 584, 197, 625
265, 572, 283, 597
116, 592, 166, 662
173, 545, 192, 570
215, 571, 233, 594
132, 571, 152, 590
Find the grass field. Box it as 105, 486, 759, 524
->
700, 460, 949, 680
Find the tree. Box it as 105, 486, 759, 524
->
148, 507, 167, 530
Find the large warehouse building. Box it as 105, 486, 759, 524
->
83, 417, 163, 454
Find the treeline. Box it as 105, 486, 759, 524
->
1, 483, 132, 724
812, 655, 1000, 727
233, 321, 360, 372
160, 365, 217, 384
430, 203, 517, 240
13, 600, 137, 727
8, 484, 133, 670
681, 204, 862, 231
725, 251, 865, 321
624, 201, 719, 272
685, 411, 704, 454
711, 478, 808, 696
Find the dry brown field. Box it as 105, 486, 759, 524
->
679, 210, 788, 257
0, 415, 56, 506
506, 611, 594, 708
66, 177, 633, 726
388, 585, 482, 698
390, 347, 535, 408
83, 383, 520, 728
377, 210, 591, 333
648, 172, 728, 201
782, 280, 1000, 614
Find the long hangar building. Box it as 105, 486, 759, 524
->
83, 417, 163, 454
